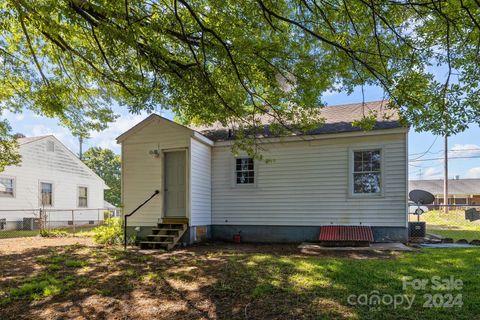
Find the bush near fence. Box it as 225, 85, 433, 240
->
0, 208, 118, 239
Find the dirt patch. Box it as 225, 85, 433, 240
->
184, 242, 403, 259
0, 240, 403, 319
0, 236, 96, 254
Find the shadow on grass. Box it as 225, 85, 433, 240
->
0, 243, 479, 319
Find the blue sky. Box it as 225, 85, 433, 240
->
4, 86, 480, 180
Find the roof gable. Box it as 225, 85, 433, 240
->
116, 114, 213, 145
18, 135, 108, 188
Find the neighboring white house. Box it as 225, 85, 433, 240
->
118, 101, 408, 243
0, 135, 108, 230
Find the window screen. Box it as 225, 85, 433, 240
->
236, 158, 254, 184
40, 182, 53, 205
0, 178, 14, 197
46, 141, 55, 152
353, 150, 381, 194
78, 187, 88, 207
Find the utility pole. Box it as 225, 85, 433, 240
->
443, 134, 448, 213
79, 136, 84, 160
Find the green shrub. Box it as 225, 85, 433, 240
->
93, 218, 124, 245
40, 229, 69, 238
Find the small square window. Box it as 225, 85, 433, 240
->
235, 158, 254, 184
46, 141, 55, 152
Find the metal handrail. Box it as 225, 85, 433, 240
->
124, 190, 160, 249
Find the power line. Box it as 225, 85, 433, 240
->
409, 147, 480, 156
409, 136, 439, 161
409, 155, 480, 162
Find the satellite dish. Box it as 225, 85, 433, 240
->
409, 189, 435, 205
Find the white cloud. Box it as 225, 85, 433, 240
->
1, 110, 24, 122
422, 167, 442, 179
17, 112, 152, 155
465, 167, 480, 179
88, 113, 148, 152
448, 144, 480, 158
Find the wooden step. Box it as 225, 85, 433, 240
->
140, 241, 172, 245
147, 234, 176, 238
156, 223, 187, 229
152, 228, 183, 232
161, 217, 189, 224
138, 241, 170, 250
138, 222, 188, 251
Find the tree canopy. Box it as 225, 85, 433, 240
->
1, 0, 480, 165
82, 147, 121, 206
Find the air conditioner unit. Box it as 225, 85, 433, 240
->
408, 222, 426, 238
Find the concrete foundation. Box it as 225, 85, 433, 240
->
127, 225, 407, 244
211, 225, 408, 243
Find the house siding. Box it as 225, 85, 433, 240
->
190, 138, 212, 226
0, 136, 105, 226
211, 132, 407, 227
121, 118, 191, 226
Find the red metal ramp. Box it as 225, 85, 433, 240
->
319, 225, 374, 242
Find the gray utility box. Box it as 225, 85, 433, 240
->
23, 218, 41, 231
408, 222, 426, 238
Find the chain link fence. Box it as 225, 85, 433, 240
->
408, 204, 480, 242
0, 208, 120, 239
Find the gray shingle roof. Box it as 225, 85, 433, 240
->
409, 179, 480, 195
197, 100, 402, 141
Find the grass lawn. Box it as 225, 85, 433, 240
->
0, 241, 479, 319
410, 210, 480, 241
0, 229, 40, 238
0, 225, 97, 239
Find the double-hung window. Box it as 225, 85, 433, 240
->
352, 150, 382, 195
40, 182, 53, 206
78, 187, 88, 207
0, 178, 14, 197
235, 158, 254, 184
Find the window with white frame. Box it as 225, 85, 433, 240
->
235, 158, 254, 184
40, 182, 53, 206
0, 178, 14, 197
352, 150, 381, 194
78, 186, 88, 207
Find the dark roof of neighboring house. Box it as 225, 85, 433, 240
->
197, 100, 403, 142
17, 135, 51, 145
409, 179, 480, 195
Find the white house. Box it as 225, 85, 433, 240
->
0, 135, 108, 230
118, 101, 408, 247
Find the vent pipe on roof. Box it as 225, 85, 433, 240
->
455, 175, 460, 180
